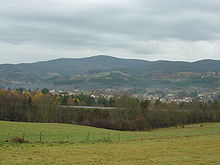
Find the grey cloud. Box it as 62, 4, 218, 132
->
0, 0, 220, 63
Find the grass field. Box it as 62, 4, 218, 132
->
1, 121, 220, 143
1, 121, 220, 164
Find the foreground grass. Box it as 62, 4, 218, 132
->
1, 121, 220, 164
1, 134, 220, 165
1, 121, 220, 143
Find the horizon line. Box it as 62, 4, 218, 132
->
0, 55, 219, 65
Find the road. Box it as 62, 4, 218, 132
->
59, 105, 118, 110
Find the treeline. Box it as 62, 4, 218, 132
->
0, 89, 59, 122
59, 92, 116, 107
0, 89, 220, 131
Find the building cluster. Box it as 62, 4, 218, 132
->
49, 87, 220, 104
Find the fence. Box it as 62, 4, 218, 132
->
0, 130, 162, 143
1, 128, 220, 144
1, 132, 129, 143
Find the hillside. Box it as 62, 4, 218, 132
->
1, 121, 220, 165
0, 55, 220, 89
1, 121, 220, 143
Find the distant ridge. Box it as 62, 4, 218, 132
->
0, 55, 219, 89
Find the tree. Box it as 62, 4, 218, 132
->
97, 97, 108, 106
116, 95, 141, 120
140, 99, 150, 109
155, 99, 161, 107
133, 117, 148, 130
109, 97, 116, 106
41, 88, 49, 95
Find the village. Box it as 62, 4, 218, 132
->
49, 87, 220, 105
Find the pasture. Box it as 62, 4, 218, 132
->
1, 121, 220, 164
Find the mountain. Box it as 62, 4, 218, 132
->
0, 56, 220, 89
0, 55, 149, 76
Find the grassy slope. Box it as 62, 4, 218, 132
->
1, 121, 220, 142
1, 134, 220, 164
0, 121, 220, 164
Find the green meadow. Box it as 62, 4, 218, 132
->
1, 121, 220, 164
1, 121, 220, 143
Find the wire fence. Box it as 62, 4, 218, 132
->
1, 129, 220, 144
1, 132, 129, 143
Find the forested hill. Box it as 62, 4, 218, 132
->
0, 55, 220, 89
0, 55, 149, 75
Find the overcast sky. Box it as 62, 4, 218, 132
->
0, 0, 220, 64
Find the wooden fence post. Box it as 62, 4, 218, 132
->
108, 132, 110, 140
39, 132, 42, 142
87, 132, 90, 141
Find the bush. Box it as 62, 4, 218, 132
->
116, 119, 132, 131
5, 137, 29, 143
97, 137, 112, 143
92, 119, 116, 129
81, 118, 92, 126
133, 117, 148, 131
